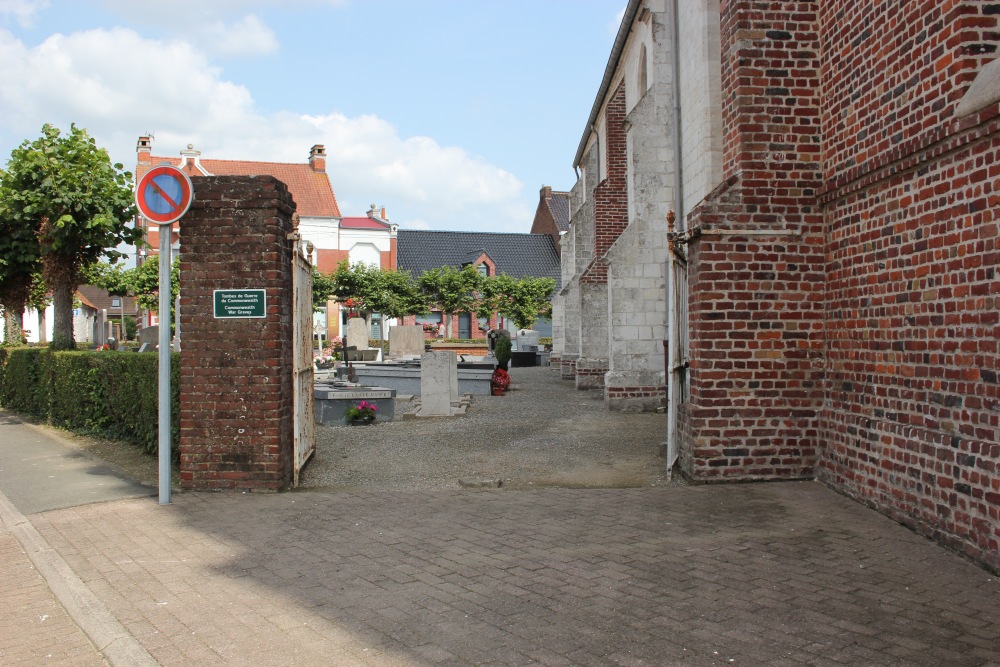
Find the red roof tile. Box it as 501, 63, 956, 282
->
139, 154, 341, 218
340, 216, 391, 230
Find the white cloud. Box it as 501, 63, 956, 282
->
0, 0, 48, 28
199, 15, 279, 57
0, 25, 525, 232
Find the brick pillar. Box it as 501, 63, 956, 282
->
178, 176, 296, 491
678, 1, 825, 481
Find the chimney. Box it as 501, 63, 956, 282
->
137, 135, 152, 163
380, 206, 388, 221
540, 185, 553, 202
310, 144, 327, 173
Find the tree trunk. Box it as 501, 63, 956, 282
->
51, 283, 76, 350
2, 304, 23, 344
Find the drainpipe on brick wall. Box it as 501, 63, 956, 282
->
665, 0, 684, 473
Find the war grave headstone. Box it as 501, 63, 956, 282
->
388, 324, 425, 358
409, 350, 471, 418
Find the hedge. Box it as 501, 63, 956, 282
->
0, 346, 179, 456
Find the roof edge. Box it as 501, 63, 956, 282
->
573, 0, 643, 168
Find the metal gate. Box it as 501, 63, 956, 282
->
665, 219, 689, 471
291, 232, 316, 486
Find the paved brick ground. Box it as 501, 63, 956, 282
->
0, 522, 107, 666
24, 481, 1000, 666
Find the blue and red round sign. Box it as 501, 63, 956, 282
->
135, 166, 194, 226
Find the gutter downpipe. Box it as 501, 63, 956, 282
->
665, 0, 684, 474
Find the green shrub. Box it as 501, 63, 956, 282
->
0, 347, 178, 455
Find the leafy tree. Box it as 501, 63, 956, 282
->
3, 124, 142, 349
0, 169, 41, 344
475, 274, 556, 331
330, 260, 426, 342
496, 275, 556, 330
312, 266, 337, 312
417, 264, 483, 338
130, 255, 179, 324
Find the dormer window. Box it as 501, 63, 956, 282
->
478, 263, 489, 277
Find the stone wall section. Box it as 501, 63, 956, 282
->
604, 12, 672, 410
178, 176, 297, 491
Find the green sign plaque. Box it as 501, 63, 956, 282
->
214, 289, 266, 318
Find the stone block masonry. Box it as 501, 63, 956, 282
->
178, 176, 296, 491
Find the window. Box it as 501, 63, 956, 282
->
111, 297, 121, 308
478, 263, 489, 277
415, 312, 442, 325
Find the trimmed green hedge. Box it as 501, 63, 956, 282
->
0, 347, 178, 455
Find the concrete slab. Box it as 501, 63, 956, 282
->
0, 412, 152, 515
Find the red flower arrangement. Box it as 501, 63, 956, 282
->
490, 367, 511, 394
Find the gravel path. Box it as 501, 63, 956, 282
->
301, 366, 673, 491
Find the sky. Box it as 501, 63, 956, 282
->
0, 0, 626, 238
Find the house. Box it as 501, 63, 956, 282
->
396, 230, 560, 339
556, 0, 1000, 571
75, 285, 139, 343
529, 186, 571, 256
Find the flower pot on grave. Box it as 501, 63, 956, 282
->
491, 387, 505, 396
348, 416, 375, 426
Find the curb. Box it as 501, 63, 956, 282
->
0, 489, 159, 667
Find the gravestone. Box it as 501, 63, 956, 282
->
516, 329, 540, 352
346, 317, 370, 351
138, 325, 159, 347
419, 351, 457, 416
388, 324, 425, 358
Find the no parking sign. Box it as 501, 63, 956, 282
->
135, 165, 194, 225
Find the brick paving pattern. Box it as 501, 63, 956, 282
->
0, 523, 107, 666
26, 481, 1000, 666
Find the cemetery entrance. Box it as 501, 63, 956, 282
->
178, 176, 315, 491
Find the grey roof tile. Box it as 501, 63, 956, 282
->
397, 230, 561, 288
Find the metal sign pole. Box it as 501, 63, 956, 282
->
158, 224, 172, 504
135, 164, 193, 506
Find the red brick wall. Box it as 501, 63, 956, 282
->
816, 0, 1000, 571
178, 176, 296, 491
315, 248, 348, 274
531, 187, 562, 255
679, 1, 826, 481
681, 0, 1000, 570
581, 81, 629, 285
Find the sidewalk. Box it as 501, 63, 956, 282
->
2, 416, 1000, 665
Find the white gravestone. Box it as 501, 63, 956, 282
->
420, 351, 457, 416
389, 324, 425, 358
346, 317, 370, 351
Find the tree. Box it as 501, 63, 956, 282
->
0, 168, 41, 344
330, 260, 426, 343
312, 266, 337, 312
130, 255, 179, 328
417, 264, 483, 338
3, 124, 142, 349
496, 275, 556, 331
476, 274, 556, 331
